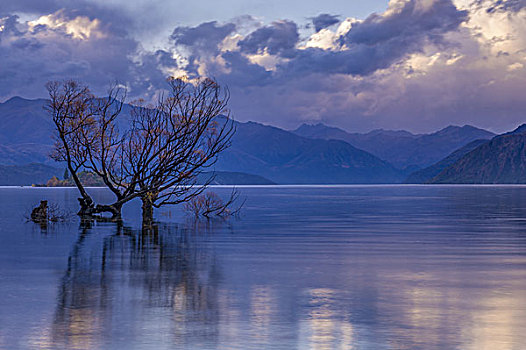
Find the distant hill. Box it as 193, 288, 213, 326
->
404, 139, 490, 183
0, 97, 54, 165
0, 163, 60, 186
215, 121, 404, 184
430, 125, 526, 184
0, 97, 52, 145
293, 123, 495, 169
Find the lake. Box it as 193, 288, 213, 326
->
1, 185, 526, 349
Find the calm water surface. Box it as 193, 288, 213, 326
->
1, 186, 526, 349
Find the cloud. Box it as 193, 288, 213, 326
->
2, 0, 526, 134
28, 11, 105, 40
484, 0, 526, 12
159, 0, 526, 132
252, 1, 464, 78
170, 0, 468, 81
222, 0, 467, 83
311, 13, 340, 32
291, 0, 469, 77
172, 21, 236, 54
238, 20, 299, 57
0, 11, 145, 100
344, 0, 467, 47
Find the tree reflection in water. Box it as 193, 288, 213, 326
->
51, 220, 222, 349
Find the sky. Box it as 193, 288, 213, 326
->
1, 0, 526, 133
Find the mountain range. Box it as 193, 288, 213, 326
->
214, 121, 403, 184
428, 125, 526, 184
0, 97, 405, 184
293, 123, 495, 170
1, 96, 525, 185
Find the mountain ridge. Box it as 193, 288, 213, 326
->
429, 125, 526, 184
215, 120, 405, 183
0, 97, 405, 184
404, 139, 490, 183
293, 122, 496, 169
0, 96, 506, 184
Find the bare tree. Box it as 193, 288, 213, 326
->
46, 77, 235, 223
47, 80, 130, 219
124, 77, 235, 223
47, 81, 99, 216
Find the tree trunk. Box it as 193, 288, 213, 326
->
141, 193, 156, 225
95, 203, 123, 221
109, 205, 122, 221
78, 199, 123, 222
66, 162, 95, 219
77, 197, 95, 217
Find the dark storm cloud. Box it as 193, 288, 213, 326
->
325, 0, 468, 74
0, 13, 145, 99
483, 0, 526, 13
344, 0, 467, 46
238, 20, 299, 57
171, 21, 236, 54
235, 0, 468, 79
281, 44, 408, 76
311, 13, 340, 32
0, 14, 22, 39
220, 51, 272, 86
